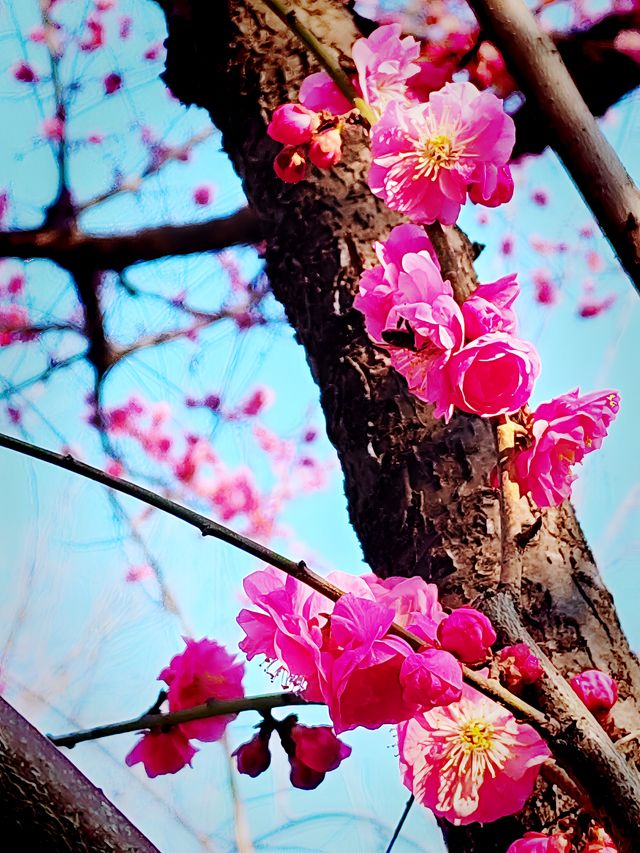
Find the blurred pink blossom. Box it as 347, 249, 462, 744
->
126, 729, 197, 778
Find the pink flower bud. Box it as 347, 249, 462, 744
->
308, 129, 342, 169
469, 164, 514, 208
507, 831, 572, 852
273, 146, 307, 184
104, 72, 122, 95
582, 825, 617, 852
570, 669, 618, 717
192, 184, 213, 206
13, 62, 39, 83
497, 643, 542, 692
233, 733, 271, 778
288, 724, 351, 789
125, 729, 197, 778
437, 607, 496, 664
267, 103, 319, 145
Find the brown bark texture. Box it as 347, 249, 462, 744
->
0, 695, 159, 852
156, 0, 640, 848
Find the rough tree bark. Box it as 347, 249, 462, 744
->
155, 1, 640, 849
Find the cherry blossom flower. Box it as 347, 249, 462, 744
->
287, 724, 351, 789
532, 269, 558, 305
398, 683, 551, 825
159, 638, 245, 742
125, 729, 197, 778
351, 24, 420, 115
211, 468, 260, 521
469, 164, 514, 208
570, 669, 618, 717
268, 103, 320, 145
497, 644, 542, 692
399, 648, 463, 708
308, 129, 343, 169
437, 608, 496, 664
509, 389, 620, 507
233, 732, 272, 777
369, 81, 515, 225
79, 16, 105, 51
506, 832, 572, 852
448, 332, 540, 418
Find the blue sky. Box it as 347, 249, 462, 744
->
0, 1, 638, 851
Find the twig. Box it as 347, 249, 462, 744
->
49, 692, 313, 748
385, 794, 414, 853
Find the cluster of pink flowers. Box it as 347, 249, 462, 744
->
234, 717, 351, 790
354, 223, 540, 421
126, 638, 244, 777
507, 825, 618, 852
268, 25, 515, 225
507, 389, 620, 508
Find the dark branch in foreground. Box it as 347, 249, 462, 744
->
0, 207, 263, 272
0, 695, 158, 852
50, 692, 313, 748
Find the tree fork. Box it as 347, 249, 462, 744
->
155, 0, 640, 848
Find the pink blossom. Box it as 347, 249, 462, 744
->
233, 732, 271, 777
144, 43, 164, 61
390, 347, 458, 422
274, 146, 307, 183
578, 294, 616, 318
125, 729, 197, 778
614, 29, 640, 63
79, 16, 104, 51
497, 643, 542, 692
105, 459, 124, 477
13, 62, 39, 83
239, 386, 274, 417
159, 638, 245, 742
406, 56, 456, 103
7, 274, 24, 295
351, 24, 420, 114
42, 117, 65, 142
288, 724, 351, 789
363, 574, 446, 644
570, 669, 618, 717
192, 184, 214, 206
104, 72, 122, 95
506, 832, 572, 852
211, 469, 260, 520
398, 683, 550, 825
582, 825, 618, 852
299, 71, 352, 115
369, 82, 515, 225
87, 133, 104, 144
125, 564, 153, 583
0, 305, 35, 346
469, 164, 514, 208
268, 103, 319, 145
400, 648, 463, 708
308, 129, 343, 169
119, 15, 132, 38
533, 269, 558, 305
448, 332, 540, 418
437, 608, 496, 664
509, 389, 620, 507
461, 274, 519, 340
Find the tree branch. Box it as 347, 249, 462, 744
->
50, 692, 314, 748
467, 0, 640, 293
0, 207, 263, 272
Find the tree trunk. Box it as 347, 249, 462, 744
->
157, 1, 640, 848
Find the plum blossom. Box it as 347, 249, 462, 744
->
299, 72, 352, 115
13, 62, 39, 83
398, 683, 551, 825
268, 103, 320, 145
461, 274, 519, 339
509, 389, 620, 507
582, 825, 618, 852
211, 468, 260, 520
469, 164, 514, 208
614, 29, 640, 63
159, 638, 245, 742
570, 669, 618, 717
104, 72, 122, 95
506, 832, 572, 852
308, 129, 343, 169
437, 608, 496, 664
192, 184, 214, 206
125, 729, 197, 778
448, 332, 540, 418
351, 24, 420, 115
274, 146, 307, 183
497, 643, 542, 692
288, 724, 351, 789
233, 732, 272, 777
369, 81, 515, 225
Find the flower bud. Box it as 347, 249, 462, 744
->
437, 607, 496, 664
308, 129, 342, 169
570, 669, 618, 717
233, 733, 271, 778
582, 824, 617, 852
287, 724, 351, 790
268, 103, 319, 145
273, 146, 307, 184
506, 831, 571, 852
497, 643, 542, 692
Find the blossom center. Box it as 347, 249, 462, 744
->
415, 134, 458, 180
458, 719, 494, 753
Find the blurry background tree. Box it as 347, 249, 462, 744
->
0, 0, 639, 851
